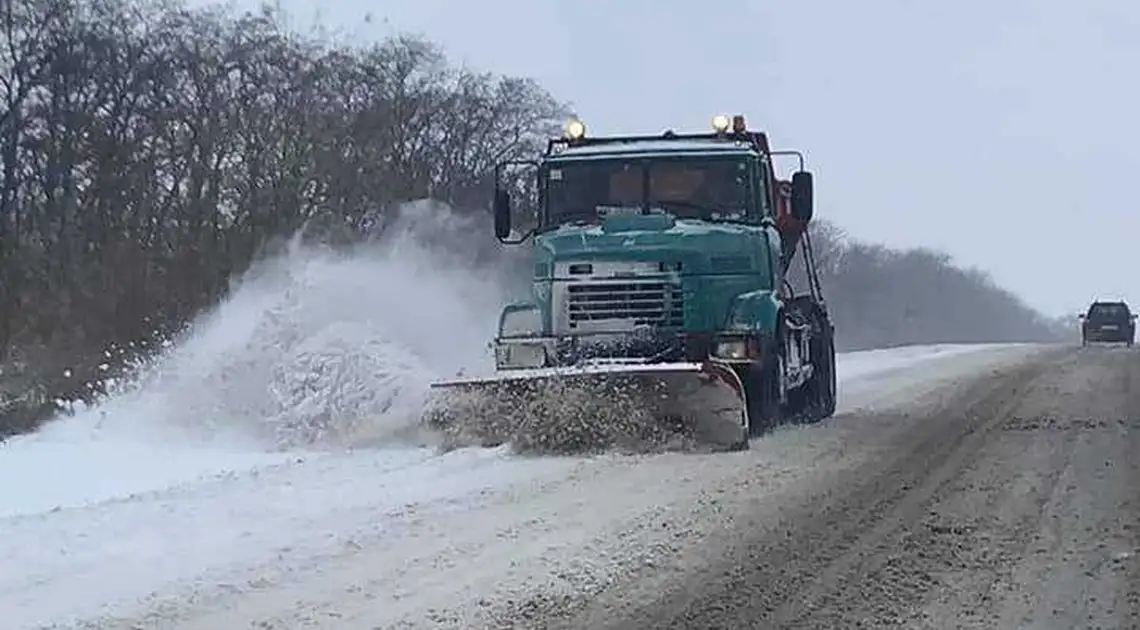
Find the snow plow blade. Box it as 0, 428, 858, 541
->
424, 360, 750, 454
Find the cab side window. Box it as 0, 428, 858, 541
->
753, 160, 771, 220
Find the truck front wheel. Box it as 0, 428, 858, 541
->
743, 343, 784, 438
804, 334, 837, 421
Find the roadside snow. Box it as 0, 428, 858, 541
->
0, 342, 1047, 630
0, 436, 294, 520
835, 342, 1016, 380
1, 445, 583, 630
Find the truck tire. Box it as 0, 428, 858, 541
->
744, 340, 784, 437
805, 333, 837, 421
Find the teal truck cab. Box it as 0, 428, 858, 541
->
434, 114, 836, 451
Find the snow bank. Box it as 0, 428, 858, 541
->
0, 201, 509, 519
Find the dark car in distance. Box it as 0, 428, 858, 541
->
1080, 300, 1136, 346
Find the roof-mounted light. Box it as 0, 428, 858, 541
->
712, 114, 731, 133
732, 114, 747, 133
565, 118, 586, 140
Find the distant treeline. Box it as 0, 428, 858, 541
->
0, 0, 1062, 438
788, 222, 1066, 352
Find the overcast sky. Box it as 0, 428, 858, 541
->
209, 0, 1140, 317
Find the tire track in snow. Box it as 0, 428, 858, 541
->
2, 446, 581, 630
576, 345, 1140, 630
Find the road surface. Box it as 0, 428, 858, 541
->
4, 343, 1137, 629
550, 345, 1140, 630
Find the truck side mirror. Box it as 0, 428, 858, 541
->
791, 171, 813, 223
493, 188, 511, 239
1078, 314, 1086, 320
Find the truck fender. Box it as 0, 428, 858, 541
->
786, 295, 833, 338
723, 289, 782, 334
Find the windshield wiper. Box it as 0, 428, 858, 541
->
653, 201, 748, 223
538, 209, 601, 232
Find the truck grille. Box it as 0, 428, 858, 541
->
567, 281, 684, 329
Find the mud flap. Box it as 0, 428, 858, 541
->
426, 360, 750, 454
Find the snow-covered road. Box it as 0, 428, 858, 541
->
0, 342, 1046, 630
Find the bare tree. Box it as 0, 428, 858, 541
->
0, 0, 570, 437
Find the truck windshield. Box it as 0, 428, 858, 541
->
544, 157, 751, 227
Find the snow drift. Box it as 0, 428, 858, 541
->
12, 201, 512, 453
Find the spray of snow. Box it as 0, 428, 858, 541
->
17, 201, 511, 453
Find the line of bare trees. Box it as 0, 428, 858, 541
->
0, 0, 565, 429
797, 222, 1065, 351
0, 0, 1061, 438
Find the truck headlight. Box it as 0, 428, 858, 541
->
712, 336, 758, 360
500, 307, 541, 338
495, 341, 547, 369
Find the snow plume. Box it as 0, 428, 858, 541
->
36, 200, 512, 451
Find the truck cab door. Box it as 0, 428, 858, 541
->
754, 160, 783, 291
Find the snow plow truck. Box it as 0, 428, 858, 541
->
427, 114, 837, 452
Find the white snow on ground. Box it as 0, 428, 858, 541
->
0, 343, 1004, 520
0, 205, 1055, 630
835, 343, 1005, 380
0, 203, 508, 519
0, 342, 1045, 630
0, 439, 292, 520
